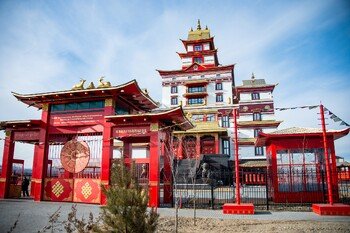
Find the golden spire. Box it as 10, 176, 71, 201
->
190, 27, 193, 31
197, 19, 201, 30
205, 25, 208, 30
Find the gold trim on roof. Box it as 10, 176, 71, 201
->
184, 80, 209, 85
185, 109, 218, 115
238, 120, 282, 126
238, 138, 256, 144
174, 121, 227, 134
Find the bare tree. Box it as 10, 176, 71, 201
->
161, 131, 181, 233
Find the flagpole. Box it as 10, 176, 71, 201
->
233, 108, 240, 205
320, 104, 333, 205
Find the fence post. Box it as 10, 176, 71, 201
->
321, 168, 326, 203
265, 169, 269, 210
210, 181, 214, 209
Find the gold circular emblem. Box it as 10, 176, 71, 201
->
60, 140, 90, 173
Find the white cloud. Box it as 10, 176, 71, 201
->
0, 1, 349, 167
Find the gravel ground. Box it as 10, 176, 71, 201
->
157, 217, 350, 233
0, 199, 349, 233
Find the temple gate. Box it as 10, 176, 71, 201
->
0, 79, 192, 206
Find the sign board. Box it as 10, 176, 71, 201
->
13, 130, 40, 141
50, 111, 104, 126
113, 126, 150, 138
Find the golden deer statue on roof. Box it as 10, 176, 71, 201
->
72, 79, 86, 90
97, 76, 111, 88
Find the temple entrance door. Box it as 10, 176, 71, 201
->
183, 136, 196, 159
200, 135, 215, 154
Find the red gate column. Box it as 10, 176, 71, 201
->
123, 141, 132, 166
215, 134, 219, 154
0, 130, 15, 198
163, 131, 172, 204
178, 135, 183, 159
149, 123, 160, 207
101, 98, 114, 205
196, 135, 200, 158
32, 103, 50, 201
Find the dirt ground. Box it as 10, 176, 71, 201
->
156, 217, 350, 233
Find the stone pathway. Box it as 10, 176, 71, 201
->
0, 199, 349, 232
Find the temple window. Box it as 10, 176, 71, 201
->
252, 93, 260, 100
188, 86, 205, 93
115, 106, 129, 115
194, 45, 203, 51
222, 139, 230, 155
216, 94, 223, 102
215, 83, 223, 90
192, 114, 204, 122
222, 115, 230, 127
171, 86, 178, 94
206, 114, 215, 122
253, 112, 262, 121
171, 96, 178, 105
194, 57, 203, 64
51, 100, 104, 112
255, 146, 264, 156
276, 149, 324, 192
254, 128, 262, 137
188, 98, 204, 105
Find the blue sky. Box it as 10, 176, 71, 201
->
0, 0, 349, 167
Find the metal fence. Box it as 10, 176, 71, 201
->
171, 168, 350, 211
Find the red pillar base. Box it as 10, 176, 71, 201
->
222, 203, 254, 215
312, 203, 350, 216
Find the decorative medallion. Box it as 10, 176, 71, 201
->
193, 65, 198, 70
150, 123, 159, 132
105, 98, 114, 107
52, 181, 64, 198
42, 103, 49, 111
242, 106, 248, 112
5, 130, 11, 137
60, 140, 90, 173
81, 182, 92, 199
264, 105, 271, 110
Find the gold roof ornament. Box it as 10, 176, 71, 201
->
188, 20, 211, 40
197, 19, 201, 30
97, 76, 111, 88
72, 79, 86, 90
86, 82, 95, 89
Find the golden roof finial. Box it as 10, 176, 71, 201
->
197, 19, 201, 30
190, 27, 193, 31
205, 25, 208, 30
251, 72, 255, 79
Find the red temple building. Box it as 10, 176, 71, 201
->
0, 79, 192, 206
157, 20, 280, 172
256, 127, 349, 203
